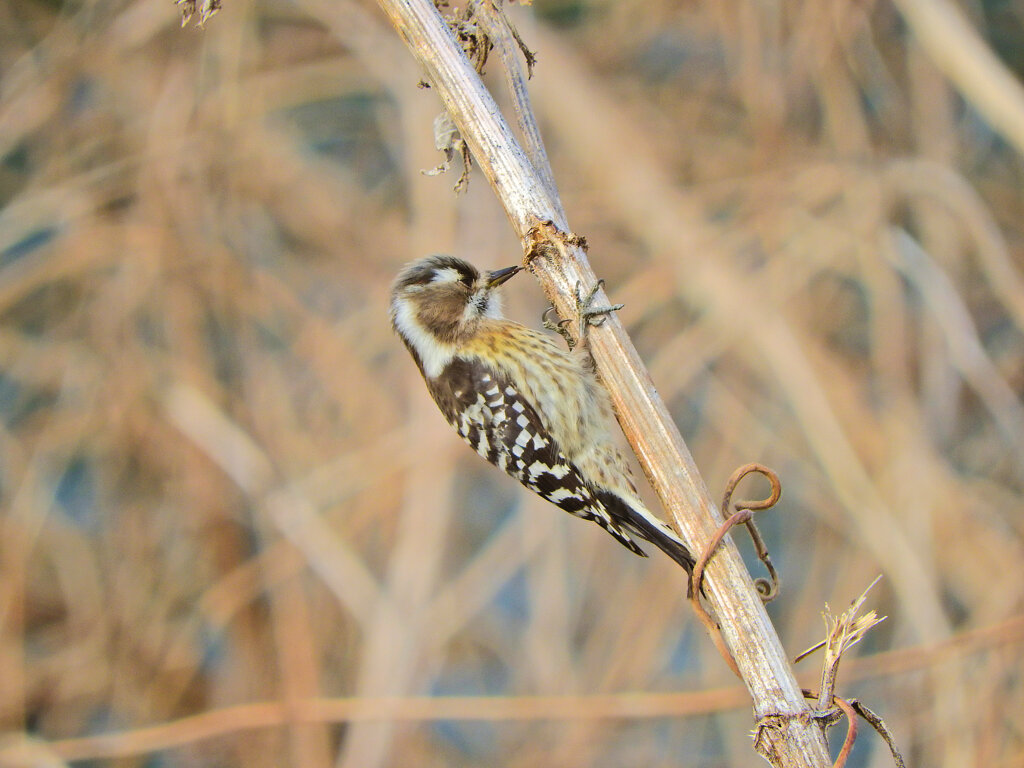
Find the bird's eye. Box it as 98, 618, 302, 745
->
458, 272, 474, 288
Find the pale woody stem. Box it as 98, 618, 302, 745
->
373, 1, 832, 764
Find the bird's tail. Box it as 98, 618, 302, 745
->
597, 490, 696, 575
636, 517, 697, 574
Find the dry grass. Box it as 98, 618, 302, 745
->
0, 0, 1022, 765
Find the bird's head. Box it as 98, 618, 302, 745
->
390, 255, 521, 369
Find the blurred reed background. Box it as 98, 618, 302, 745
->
1, 0, 1023, 765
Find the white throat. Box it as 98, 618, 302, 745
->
482, 288, 504, 319
392, 298, 456, 379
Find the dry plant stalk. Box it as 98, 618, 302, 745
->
812, 580, 905, 768
374, 0, 831, 764
816, 578, 886, 711
176, 0, 221, 26
793, 578, 904, 768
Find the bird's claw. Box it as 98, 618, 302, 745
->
574, 279, 624, 342
542, 306, 577, 349
542, 280, 623, 351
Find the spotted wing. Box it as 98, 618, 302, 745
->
427, 356, 647, 558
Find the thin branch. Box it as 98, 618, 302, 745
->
816, 577, 886, 712
373, 1, 831, 765
830, 695, 858, 768
470, 1, 562, 214
798, 580, 893, 767
850, 700, 907, 768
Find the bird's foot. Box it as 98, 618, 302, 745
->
542, 306, 576, 349
540, 280, 622, 351
574, 279, 624, 344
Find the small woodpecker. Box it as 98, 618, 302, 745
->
390, 255, 694, 573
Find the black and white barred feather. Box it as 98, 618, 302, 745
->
428, 356, 648, 557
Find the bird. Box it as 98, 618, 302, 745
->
389, 254, 695, 574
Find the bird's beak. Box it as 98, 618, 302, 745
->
486, 266, 521, 287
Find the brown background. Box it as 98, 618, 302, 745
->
1, 0, 1022, 765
